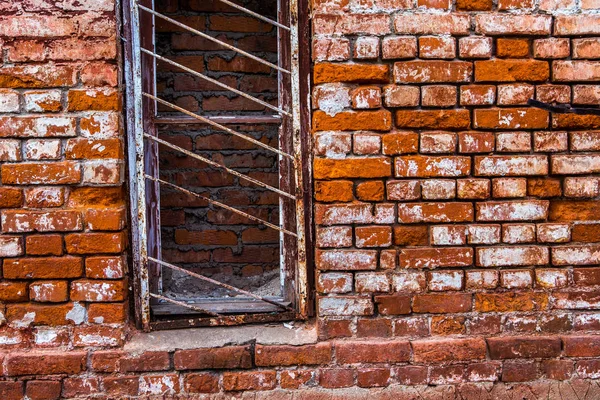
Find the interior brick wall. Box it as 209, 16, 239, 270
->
154, 0, 283, 298
0, 0, 600, 398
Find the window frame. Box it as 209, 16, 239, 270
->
123, 0, 313, 331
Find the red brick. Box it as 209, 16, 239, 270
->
1, 210, 82, 233
316, 250, 377, 271
255, 343, 331, 366
475, 14, 551, 35
223, 371, 276, 391
475, 292, 548, 312
25, 380, 61, 400
88, 302, 127, 324
139, 374, 180, 395
174, 346, 252, 370
431, 316, 466, 335
0, 281, 28, 302
357, 368, 390, 387
0, 382, 23, 400
563, 336, 600, 357
356, 318, 393, 337
398, 202, 474, 223
279, 370, 316, 389
395, 366, 428, 385
313, 13, 391, 36
395, 61, 472, 83
314, 157, 391, 179
5, 352, 86, 376
1, 162, 80, 184
318, 319, 353, 340
85, 256, 125, 279
541, 360, 573, 380
488, 336, 561, 359
399, 247, 473, 268
65, 232, 124, 254
70, 279, 126, 302
382, 131, 419, 155
336, 340, 411, 363
29, 281, 68, 302
103, 376, 139, 396
121, 351, 170, 372
466, 362, 501, 382
375, 295, 411, 315
319, 368, 354, 388
90, 350, 126, 372
315, 180, 353, 202
412, 293, 472, 313
3, 257, 82, 279
394, 14, 470, 35
413, 338, 486, 362
502, 361, 537, 382
62, 377, 100, 397
396, 156, 471, 177
430, 364, 465, 384
313, 63, 389, 84
313, 110, 392, 131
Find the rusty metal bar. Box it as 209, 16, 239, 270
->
144, 133, 296, 200
214, 0, 291, 31
136, 3, 290, 74
149, 293, 221, 316
143, 93, 295, 161
528, 98, 600, 116
149, 257, 296, 312
125, 0, 151, 330
145, 174, 298, 237
289, 0, 308, 317
140, 48, 290, 117
153, 115, 282, 125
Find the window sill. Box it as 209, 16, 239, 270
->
124, 320, 317, 352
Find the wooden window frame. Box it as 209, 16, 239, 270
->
122, 0, 313, 331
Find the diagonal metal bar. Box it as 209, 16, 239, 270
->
145, 174, 298, 237
144, 133, 296, 200
137, 3, 290, 74
143, 93, 294, 160
150, 293, 221, 316
141, 48, 290, 117
214, 0, 290, 31
149, 256, 295, 312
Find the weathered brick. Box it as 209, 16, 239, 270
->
413, 338, 486, 362
6, 352, 86, 376
336, 341, 411, 363
487, 337, 562, 359
255, 343, 331, 366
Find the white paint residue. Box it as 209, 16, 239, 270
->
66, 302, 86, 325
12, 312, 36, 328
35, 329, 59, 345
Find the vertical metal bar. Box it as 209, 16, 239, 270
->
278, 0, 296, 309
289, 0, 308, 317
125, 0, 151, 330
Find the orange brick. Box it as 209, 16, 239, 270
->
65, 232, 124, 254
314, 157, 391, 179
67, 89, 120, 111
1, 161, 81, 184
475, 60, 549, 82
313, 110, 392, 131
313, 63, 389, 84
29, 281, 69, 302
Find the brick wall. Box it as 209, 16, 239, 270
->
155, 0, 282, 298
1, 0, 600, 398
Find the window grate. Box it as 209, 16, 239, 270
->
123, 0, 309, 331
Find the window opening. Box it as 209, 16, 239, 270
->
123, 0, 310, 330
